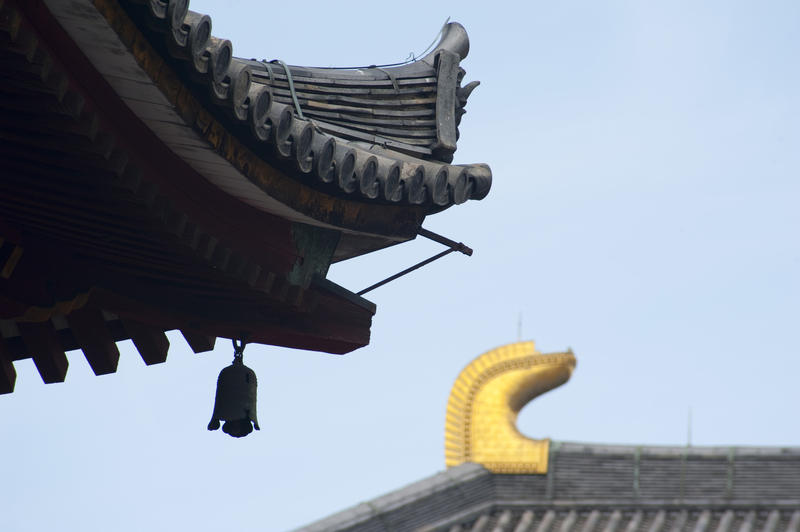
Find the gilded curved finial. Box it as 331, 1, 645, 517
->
444, 341, 576, 474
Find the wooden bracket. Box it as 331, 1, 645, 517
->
121, 318, 169, 365
67, 307, 120, 375
180, 330, 215, 353
0, 336, 16, 394
18, 320, 69, 383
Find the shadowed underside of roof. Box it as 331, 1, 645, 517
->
294, 443, 800, 532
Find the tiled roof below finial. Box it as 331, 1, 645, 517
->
295, 445, 800, 532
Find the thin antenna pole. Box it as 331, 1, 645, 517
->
687, 407, 693, 447
517, 312, 522, 342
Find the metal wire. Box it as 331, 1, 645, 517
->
271, 59, 304, 119
264, 17, 450, 72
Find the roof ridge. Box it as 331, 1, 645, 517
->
554, 440, 800, 456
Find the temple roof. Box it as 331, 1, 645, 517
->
294, 445, 800, 532
0, 0, 492, 392
121, 0, 491, 214
295, 341, 800, 531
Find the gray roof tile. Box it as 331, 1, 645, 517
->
123, 1, 491, 210
294, 442, 800, 532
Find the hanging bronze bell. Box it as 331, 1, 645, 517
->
208, 340, 260, 438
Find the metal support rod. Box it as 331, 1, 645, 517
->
357, 248, 456, 296
418, 227, 473, 256
356, 227, 473, 296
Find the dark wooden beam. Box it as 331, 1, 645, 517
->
0, 238, 23, 279
121, 318, 169, 365
0, 336, 16, 394
67, 307, 120, 375
17, 320, 68, 383
180, 330, 215, 353
89, 275, 374, 354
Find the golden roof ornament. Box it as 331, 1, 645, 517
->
444, 341, 576, 474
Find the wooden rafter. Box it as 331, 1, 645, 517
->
66, 307, 120, 376
18, 320, 69, 384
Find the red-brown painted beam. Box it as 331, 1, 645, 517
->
18, 320, 68, 383
67, 307, 119, 375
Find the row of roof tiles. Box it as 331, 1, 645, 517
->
295, 443, 800, 532
440, 508, 800, 532
122, 0, 491, 211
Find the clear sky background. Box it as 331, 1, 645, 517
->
2, 1, 799, 530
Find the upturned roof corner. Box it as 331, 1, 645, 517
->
0, 0, 494, 391
119, 0, 492, 215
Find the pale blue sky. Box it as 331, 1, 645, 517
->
2, 1, 799, 530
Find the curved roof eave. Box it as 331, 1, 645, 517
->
107, 0, 492, 227
40, 0, 432, 245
